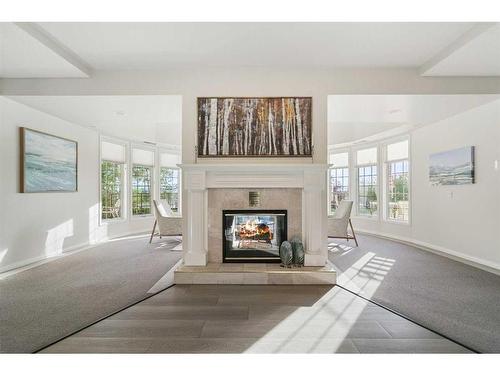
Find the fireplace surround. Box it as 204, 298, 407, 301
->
180, 163, 329, 267
223, 209, 287, 263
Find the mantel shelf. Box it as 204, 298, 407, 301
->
178, 163, 331, 172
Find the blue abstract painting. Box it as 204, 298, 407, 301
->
429, 146, 475, 186
21, 128, 77, 192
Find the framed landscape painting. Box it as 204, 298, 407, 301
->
20, 127, 78, 193
429, 146, 475, 186
197, 97, 312, 157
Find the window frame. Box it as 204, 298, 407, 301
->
356, 163, 379, 219
383, 136, 411, 225
130, 144, 156, 219
158, 149, 182, 214
159, 166, 181, 213
354, 145, 380, 219
328, 149, 350, 217
99, 136, 128, 224
100, 160, 125, 221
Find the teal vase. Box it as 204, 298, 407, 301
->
279, 241, 293, 268
291, 239, 305, 267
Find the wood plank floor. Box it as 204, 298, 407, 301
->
41, 285, 471, 353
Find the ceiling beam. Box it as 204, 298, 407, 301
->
419, 23, 497, 76
14, 22, 93, 77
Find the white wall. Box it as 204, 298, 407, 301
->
412, 99, 500, 267
353, 99, 500, 270
0, 97, 100, 271
0, 97, 156, 272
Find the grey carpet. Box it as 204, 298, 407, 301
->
0, 235, 182, 353
328, 234, 500, 353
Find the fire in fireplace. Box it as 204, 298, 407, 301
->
223, 210, 287, 262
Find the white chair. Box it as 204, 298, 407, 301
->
328, 200, 358, 246
149, 199, 182, 243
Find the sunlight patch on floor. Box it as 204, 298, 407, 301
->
244, 287, 370, 353
328, 242, 355, 256
154, 238, 182, 251
336, 251, 396, 298
245, 249, 395, 353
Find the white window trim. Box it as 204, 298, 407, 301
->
158, 166, 182, 213
99, 135, 129, 225
158, 148, 182, 213
352, 143, 381, 220
130, 144, 156, 219
355, 163, 380, 220
99, 136, 183, 226
382, 135, 411, 225
328, 135, 411, 225
327, 148, 350, 217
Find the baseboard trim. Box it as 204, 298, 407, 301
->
356, 229, 500, 276
0, 242, 90, 276
0, 230, 151, 278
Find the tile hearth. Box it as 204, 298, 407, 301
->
174, 262, 336, 285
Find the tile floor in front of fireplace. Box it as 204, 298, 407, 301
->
41, 285, 471, 353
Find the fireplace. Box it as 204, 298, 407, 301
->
223, 209, 287, 263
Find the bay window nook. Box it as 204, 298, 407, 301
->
328, 136, 410, 224
99, 138, 181, 222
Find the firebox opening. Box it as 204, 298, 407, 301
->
223, 209, 287, 263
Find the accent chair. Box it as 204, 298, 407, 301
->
150, 199, 182, 243
328, 200, 358, 246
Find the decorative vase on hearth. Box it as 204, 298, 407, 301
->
291, 239, 305, 267
279, 241, 293, 268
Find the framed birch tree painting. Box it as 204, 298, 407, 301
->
197, 97, 312, 157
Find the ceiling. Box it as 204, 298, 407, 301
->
328, 94, 500, 146
0, 23, 88, 78
9, 96, 182, 145
36, 22, 474, 69
421, 23, 500, 76
1, 22, 499, 77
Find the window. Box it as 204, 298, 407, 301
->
132, 165, 153, 215
160, 168, 180, 212
132, 148, 154, 216
386, 140, 409, 222
357, 147, 378, 217
101, 161, 123, 219
159, 152, 181, 213
101, 141, 126, 220
329, 152, 349, 215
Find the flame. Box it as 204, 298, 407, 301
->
238, 219, 273, 240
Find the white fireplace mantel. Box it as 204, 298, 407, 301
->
179, 163, 329, 267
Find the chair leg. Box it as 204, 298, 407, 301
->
149, 220, 157, 244
349, 219, 359, 247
